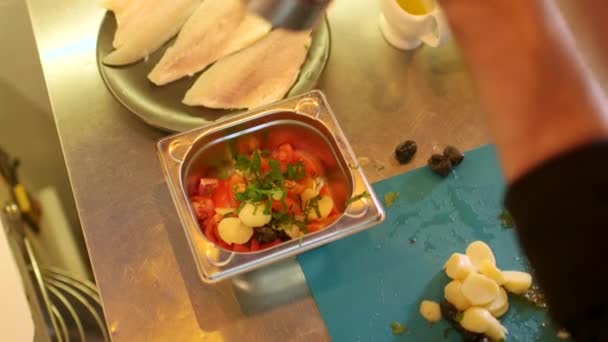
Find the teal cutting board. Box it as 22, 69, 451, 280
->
298, 145, 567, 341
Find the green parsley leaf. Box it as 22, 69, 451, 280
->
454, 312, 464, 322
498, 209, 515, 228
306, 194, 322, 218
285, 161, 306, 180
390, 322, 407, 335
251, 150, 262, 175
384, 191, 400, 208
345, 191, 371, 206
235, 154, 251, 172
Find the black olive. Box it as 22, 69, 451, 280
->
255, 227, 279, 243
395, 140, 417, 164
443, 145, 464, 166
428, 154, 453, 176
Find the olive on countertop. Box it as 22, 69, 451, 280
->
428, 154, 453, 176
443, 145, 464, 166
395, 140, 417, 164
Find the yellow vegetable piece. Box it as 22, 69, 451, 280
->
307, 196, 334, 221
502, 271, 532, 294
466, 240, 496, 270
217, 217, 253, 245
444, 280, 471, 311
419, 300, 442, 323
238, 202, 272, 228
479, 260, 506, 285
461, 273, 499, 305
444, 253, 475, 280
215, 208, 235, 216
301, 188, 318, 205
493, 298, 510, 318
460, 307, 492, 333
460, 307, 508, 340
483, 287, 508, 317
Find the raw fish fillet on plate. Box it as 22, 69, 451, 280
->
182, 29, 312, 110
148, 0, 271, 86
103, 0, 200, 66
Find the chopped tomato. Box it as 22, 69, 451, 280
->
198, 178, 219, 196
212, 180, 238, 208
272, 196, 302, 215
319, 185, 331, 197
233, 243, 250, 253
285, 180, 305, 196
294, 150, 323, 177
260, 157, 271, 173
272, 143, 295, 164
237, 135, 261, 154
308, 222, 324, 232
203, 218, 218, 243
191, 196, 215, 221
228, 173, 246, 193
250, 238, 261, 252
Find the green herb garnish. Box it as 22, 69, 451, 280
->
384, 191, 400, 208
285, 161, 306, 180
498, 209, 515, 228
345, 191, 371, 206
454, 312, 464, 322
390, 322, 407, 335
305, 194, 323, 219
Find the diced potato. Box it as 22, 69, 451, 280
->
300, 188, 318, 205
460, 307, 508, 340
419, 300, 442, 323
483, 287, 508, 317
461, 273, 499, 305
238, 202, 272, 228
215, 208, 235, 216
466, 241, 496, 270
444, 253, 475, 280
479, 260, 506, 285
444, 280, 472, 311
217, 217, 253, 245
307, 196, 334, 221
502, 271, 532, 294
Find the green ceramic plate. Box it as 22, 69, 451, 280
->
97, 13, 331, 132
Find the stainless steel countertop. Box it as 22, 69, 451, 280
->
26, 0, 492, 340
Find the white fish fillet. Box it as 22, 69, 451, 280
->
103, 0, 200, 66
148, 0, 271, 86
183, 29, 312, 109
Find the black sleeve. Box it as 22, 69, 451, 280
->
505, 142, 608, 342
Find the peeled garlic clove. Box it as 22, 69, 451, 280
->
479, 259, 506, 285
461, 307, 508, 340
444, 253, 475, 280
218, 217, 253, 245
483, 287, 508, 317
460, 307, 493, 333
238, 202, 272, 228
493, 298, 510, 318
444, 280, 472, 311
502, 271, 532, 294
486, 318, 509, 341
419, 300, 442, 323
461, 273, 499, 305
466, 240, 496, 270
